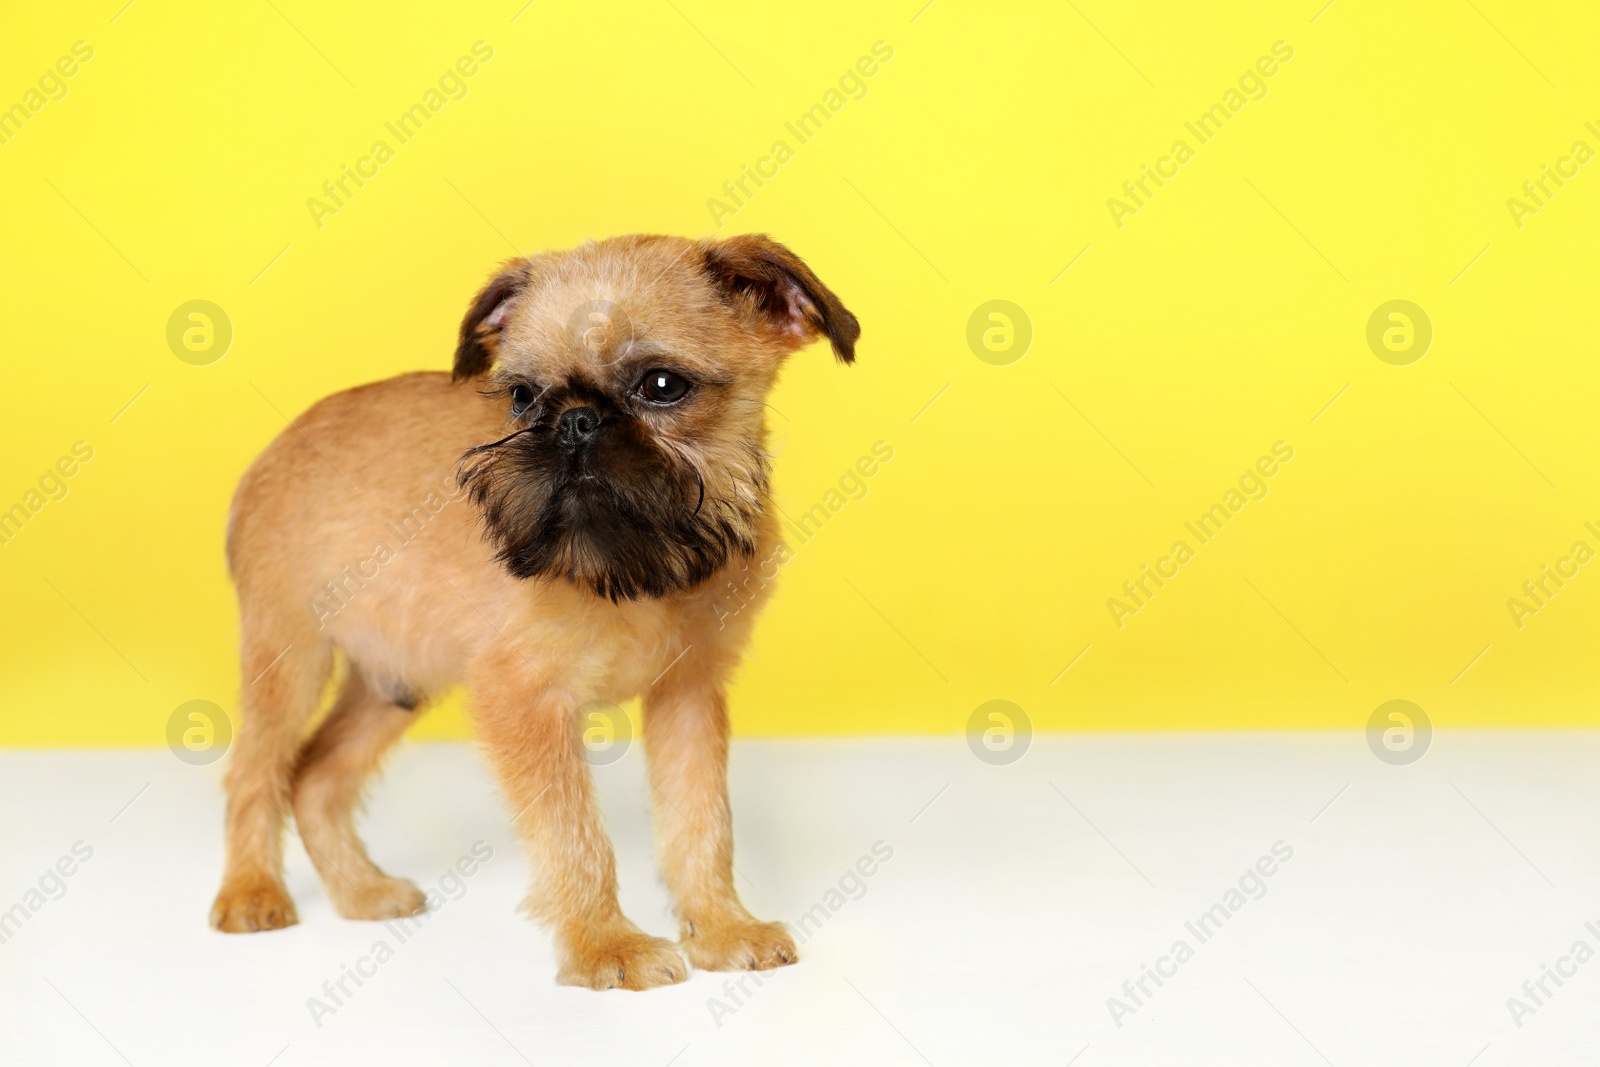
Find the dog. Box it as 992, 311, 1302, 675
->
209, 233, 859, 990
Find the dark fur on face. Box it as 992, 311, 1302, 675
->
450, 233, 856, 602
456, 381, 764, 601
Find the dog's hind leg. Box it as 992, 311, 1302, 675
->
210, 625, 332, 932
290, 664, 425, 921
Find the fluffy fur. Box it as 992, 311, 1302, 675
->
210, 234, 858, 991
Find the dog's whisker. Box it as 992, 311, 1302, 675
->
460, 424, 540, 459
688, 464, 706, 518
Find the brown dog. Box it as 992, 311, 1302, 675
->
210, 233, 858, 990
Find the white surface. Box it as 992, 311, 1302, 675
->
0, 731, 1596, 1066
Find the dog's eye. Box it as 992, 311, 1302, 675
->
510, 384, 535, 415
639, 370, 690, 405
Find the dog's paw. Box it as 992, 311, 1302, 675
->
210, 878, 299, 933
557, 926, 689, 991
332, 876, 427, 922
682, 917, 797, 972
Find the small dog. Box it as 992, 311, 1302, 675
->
210, 234, 858, 990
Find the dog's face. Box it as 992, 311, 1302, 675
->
452, 234, 859, 601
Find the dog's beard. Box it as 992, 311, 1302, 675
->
457, 417, 761, 601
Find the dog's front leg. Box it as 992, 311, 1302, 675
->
644, 670, 798, 972
471, 652, 687, 990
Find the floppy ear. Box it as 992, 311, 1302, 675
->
453, 258, 530, 381
702, 234, 860, 363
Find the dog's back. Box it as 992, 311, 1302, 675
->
227, 371, 488, 592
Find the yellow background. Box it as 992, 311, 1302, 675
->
2, 0, 1597, 746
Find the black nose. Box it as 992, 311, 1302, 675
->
557, 405, 601, 448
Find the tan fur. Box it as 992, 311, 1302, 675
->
210, 234, 857, 990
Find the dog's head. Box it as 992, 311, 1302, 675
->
453, 233, 859, 601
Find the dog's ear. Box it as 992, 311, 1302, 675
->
702, 234, 860, 363
453, 258, 530, 381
